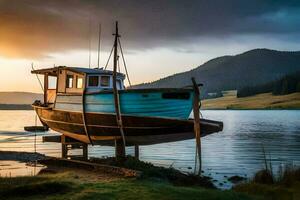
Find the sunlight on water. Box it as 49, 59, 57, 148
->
0, 160, 45, 177
0, 110, 300, 188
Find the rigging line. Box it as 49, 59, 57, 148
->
88, 17, 92, 68
104, 45, 114, 70
117, 55, 121, 73
118, 38, 132, 86
31, 63, 44, 92
97, 23, 101, 69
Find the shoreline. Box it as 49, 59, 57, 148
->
0, 104, 33, 110
0, 151, 233, 189
1, 151, 299, 200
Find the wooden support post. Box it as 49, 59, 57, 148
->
192, 77, 202, 175
44, 73, 48, 104
115, 139, 125, 158
82, 143, 88, 160
134, 145, 139, 159
112, 21, 126, 158
61, 135, 67, 159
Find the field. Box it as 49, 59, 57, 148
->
202, 92, 300, 110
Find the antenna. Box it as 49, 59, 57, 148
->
97, 23, 101, 69
88, 17, 92, 68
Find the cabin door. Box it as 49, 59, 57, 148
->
46, 75, 57, 104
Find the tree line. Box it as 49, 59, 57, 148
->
237, 71, 300, 98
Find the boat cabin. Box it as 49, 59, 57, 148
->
32, 66, 126, 105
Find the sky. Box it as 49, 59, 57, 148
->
1, 0, 300, 93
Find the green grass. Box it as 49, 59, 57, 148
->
1, 159, 299, 200
0, 173, 255, 200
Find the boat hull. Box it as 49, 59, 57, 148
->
34, 106, 223, 145
55, 89, 194, 120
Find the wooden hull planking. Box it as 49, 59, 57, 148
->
55, 90, 194, 120
34, 106, 223, 146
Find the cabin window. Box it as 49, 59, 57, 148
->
48, 76, 57, 89
100, 76, 110, 87
66, 75, 74, 88
76, 77, 83, 89
162, 92, 190, 100
88, 76, 99, 87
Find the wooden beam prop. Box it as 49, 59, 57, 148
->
82, 88, 94, 145
44, 73, 48, 104
112, 21, 126, 158
192, 77, 202, 175
134, 145, 139, 159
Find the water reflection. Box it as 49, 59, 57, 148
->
0, 160, 45, 177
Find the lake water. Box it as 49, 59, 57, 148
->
0, 110, 299, 188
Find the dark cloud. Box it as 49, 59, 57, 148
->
1, 0, 300, 58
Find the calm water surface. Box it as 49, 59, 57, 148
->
0, 110, 299, 188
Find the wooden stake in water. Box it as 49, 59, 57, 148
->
192, 77, 202, 175
34, 115, 37, 154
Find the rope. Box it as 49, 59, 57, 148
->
31, 64, 44, 92
104, 45, 114, 70
117, 55, 121, 73
118, 38, 132, 86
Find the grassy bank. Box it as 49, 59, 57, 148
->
0, 156, 254, 200
1, 155, 299, 200
1, 168, 299, 200
234, 166, 300, 200
202, 92, 300, 110
0, 172, 254, 200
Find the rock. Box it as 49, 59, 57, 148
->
228, 175, 247, 183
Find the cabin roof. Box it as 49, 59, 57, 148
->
31, 66, 125, 77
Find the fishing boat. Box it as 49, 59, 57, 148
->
31, 22, 223, 146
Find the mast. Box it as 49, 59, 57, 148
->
112, 21, 126, 157
97, 23, 101, 69
113, 21, 120, 109
88, 17, 92, 68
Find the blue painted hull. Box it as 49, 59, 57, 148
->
85, 90, 194, 119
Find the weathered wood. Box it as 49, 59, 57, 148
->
82, 89, 93, 145
192, 77, 202, 175
83, 143, 88, 160
39, 158, 141, 177
34, 106, 223, 145
61, 135, 67, 158
115, 139, 125, 158
60, 135, 88, 160
24, 126, 49, 132
44, 73, 48, 104
134, 145, 139, 159
112, 21, 126, 158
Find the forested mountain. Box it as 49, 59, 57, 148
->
132, 49, 300, 98
237, 71, 300, 98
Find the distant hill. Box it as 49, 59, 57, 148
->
132, 49, 300, 98
0, 92, 42, 104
